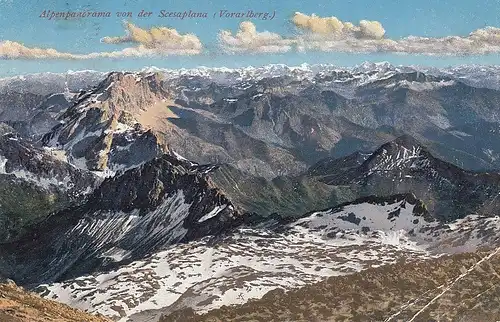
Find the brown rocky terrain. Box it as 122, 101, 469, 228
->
161, 248, 500, 322
0, 281, 110, 322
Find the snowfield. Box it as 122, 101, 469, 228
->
37, 197, 500, 321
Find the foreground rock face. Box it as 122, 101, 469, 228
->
0, 282, 110, 322
160, 249, 500, 322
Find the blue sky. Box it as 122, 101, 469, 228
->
1, 0, 500, 75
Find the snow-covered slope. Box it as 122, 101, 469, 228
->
299, 195, 500, 253
36, 194, 500, 322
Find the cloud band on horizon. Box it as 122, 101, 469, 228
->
0, 22, 202, 59
219, 12, 500, 56
2, 14, 500, 60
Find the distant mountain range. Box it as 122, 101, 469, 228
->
1, 64, 500, 321
4, 64, 500, 178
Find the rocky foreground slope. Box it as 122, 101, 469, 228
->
3, 133, 500, 287
0, 280, 110, 322
160, 249, 500, 322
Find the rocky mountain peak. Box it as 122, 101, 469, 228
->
72, 71, 170, 117
380, 134, 425, 155
89, 153, 226, 214
0, 149, 243, 285
40, 71, 178, 173
361, 134, 429, 173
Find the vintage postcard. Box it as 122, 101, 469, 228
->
1, 0, 500, 321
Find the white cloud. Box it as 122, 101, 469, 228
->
221, 13, 500, 55
292, 12, 385, 40
218, 21, 293, 54
293, 13, 500, 55
0, 23, 203, 60
0, 41, 81, 59
4, 16, 500, 59
101, 22, 202, 55
296, 27, 500, 55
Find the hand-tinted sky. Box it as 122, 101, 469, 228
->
1, 0, 500, 75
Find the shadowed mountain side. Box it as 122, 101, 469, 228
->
0, 153, 243, 286
208, 163, 351, 217
0, 133, 98, 243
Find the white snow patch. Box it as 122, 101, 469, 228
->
198, 205, 227, 223
449, 130, 472, 137
428, 114, 452, 129
0, 155, 7, 174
